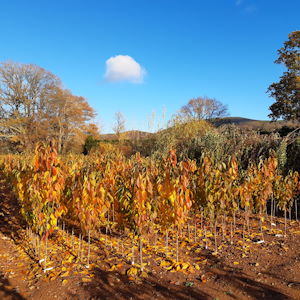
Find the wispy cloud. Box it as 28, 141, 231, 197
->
235, 0, 257, 14
104, 55, 146, 83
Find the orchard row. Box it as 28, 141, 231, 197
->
0, 142, 299, 268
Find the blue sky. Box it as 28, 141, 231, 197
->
0, 0, 299, 133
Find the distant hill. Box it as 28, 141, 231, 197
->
212, 117, 258, 126
100, 118, 299, 141
100, 130, 153, 141
211, 117, 299, 132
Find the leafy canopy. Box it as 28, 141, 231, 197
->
268, 31, 300, 122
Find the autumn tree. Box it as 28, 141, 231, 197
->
0, 61, 97, 152
268, 31, 300, 122
155, 117, 212, 158
179, 96, 228, 121
47, 88, 96, 153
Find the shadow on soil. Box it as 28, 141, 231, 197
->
81, 267, 211, 300
203, 254, 290, 300
0, 271, 26, 300
79, 250, 291, 300
0, 175, 26, 241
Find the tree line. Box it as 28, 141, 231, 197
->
0, 62, 98, 153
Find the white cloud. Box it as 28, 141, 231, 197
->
104, 55, 146, 83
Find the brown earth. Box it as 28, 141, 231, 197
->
1, 177, 300, 300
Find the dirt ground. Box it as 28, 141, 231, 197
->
1, 178, 300, 300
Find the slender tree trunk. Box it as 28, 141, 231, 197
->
87, 230, 91, 267
194, 220, 197, 242
284, 209, 287, 238
204, 227, 208, 249
132, 237, 135, 265
172, 228, 177, 265
214, 221, 217, 253
140, 236, 143, 271
71, 228, 74, 251
78, 233, 82, 261
230, 221, 233, 245
44, 234, 48, 272
165, 230, 169, 256
271, 195, 274, 225
295, 199, 298, 222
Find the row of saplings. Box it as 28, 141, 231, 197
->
1, 142, 299, 273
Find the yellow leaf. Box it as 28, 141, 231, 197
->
67, 256, 74, 263
169, 191, 176, 204
127, 267, 138, 276
141, 271, 148, 278
160, 260, 171, 267
62, 279, 68, 285
181, 263, 189, 270
233, 261, 239, 265
61, 271, 69, 277
82, 278, 92, 282
109, 265, 117, 271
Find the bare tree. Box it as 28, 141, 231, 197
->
179, 96, 228, 121
113, 112, 126, 140
0, 61, 61, 150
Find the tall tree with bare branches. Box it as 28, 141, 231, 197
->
179, 96, 228, 121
